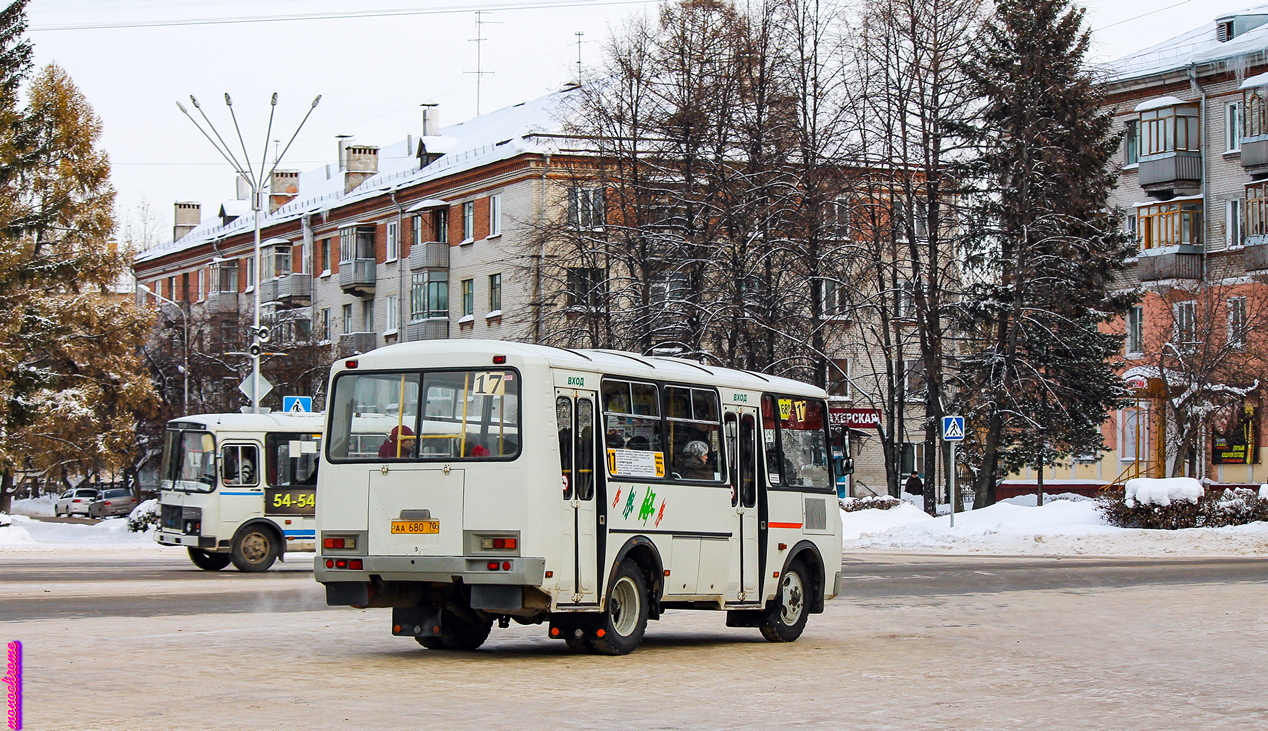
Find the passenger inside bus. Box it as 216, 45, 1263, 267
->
378, 425, 415, 459
676, 440, 713, 480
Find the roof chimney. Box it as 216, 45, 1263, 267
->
173, 201, 200, 241
343, 144, 379, 193
336, 134, 353, 171
422, 102, 440, 137
269, 170, 299, 213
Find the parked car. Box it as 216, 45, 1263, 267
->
54, 488, 100, 517
88, 488, 138, 519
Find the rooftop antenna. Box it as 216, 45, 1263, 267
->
466, 10, 499, 115
575, 31, 584, 86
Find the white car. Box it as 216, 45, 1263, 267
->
54, 488, 100, 517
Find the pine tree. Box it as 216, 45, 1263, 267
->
955, 0, 1135, 507
0, 61, 158, 512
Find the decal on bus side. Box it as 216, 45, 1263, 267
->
567, 376, 586, 387
733, 393, 748, 402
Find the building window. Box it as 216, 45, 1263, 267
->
828, 199, 851, 238
435, 208, 448, 244
1173, 300, 1197, 350
265, 244, 291, 279
244, 259, 255, 291
1247, 183, 1268, 239
1126, 305, 1143, 355
340, 225, 374, 263
828, 358, 850, 398
386, 221, 399, 262
462, 279, 474, 317
166, 276, 175, 301
1124, 119, 1139, 165
1139, 104, 1200, 156
1120, 407, 1150, 463
1228, 199, 1244, 247
213, 261, 237, 293
568, 187, 605, 229
1245, 88, 1268, 139
197, 269, 205, 302
1229, 297, 1248, 350
462, 201, 474, 242
818, 279, 847, 318
410, 271, 448, 320
566, 267, 605, 309
363, 300, 374, 333
1126, 213, 1138, 240
320, 238, 331, 273
412, 215, 423, 249
904, 358, 926, 401
1138, 201, 1203, 250
1228, 101, 1243, 152
489, 194, 502, 237
320, 308, 331, 340
488, 273, 502, 312
385, 294, 399, 332
342, 303, 353, 334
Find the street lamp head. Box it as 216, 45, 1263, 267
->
189, 94, 201, 109
224, 93, 233, 107
176, 101, 188, 115
312, 95, 322, 108
138, 283, 153, 294
271, 92, 278, 106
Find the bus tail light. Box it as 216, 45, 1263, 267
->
349, 559, 363, 570
487, 561, 499, 571
480, 537, 517, 550
322, 535, 357, 550
493, 355, 507, 364
345, 359, 358, 368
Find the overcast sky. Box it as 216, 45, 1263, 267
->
20, 0, 1265, 242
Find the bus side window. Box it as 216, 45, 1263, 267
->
222, 445, 258, 487
760, 395, 782, 486
576, 398, 594, 500
557, 397, 573, 499
740, 414, 757, 507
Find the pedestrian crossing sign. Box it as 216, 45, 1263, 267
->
283, 396, 313, 414
941, 416, 965, 441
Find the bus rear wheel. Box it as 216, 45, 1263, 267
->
231, 525, 279, 572
591, 560, 649, 656
434, 609, 492, 651
760, 559, 809, 643
187, 548, 231, 571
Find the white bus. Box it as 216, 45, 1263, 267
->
316, 340, 843, 655
156, 412, 324, 572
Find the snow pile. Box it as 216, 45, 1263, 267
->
9, 493, 56, 517
127, 499, 159, 532
1260, 484, 1268, 501
843, 497, 1268, 556
1125, 477, 1204, 507
0, 513, 158, 549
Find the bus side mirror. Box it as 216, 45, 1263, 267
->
840, 457, 855, 476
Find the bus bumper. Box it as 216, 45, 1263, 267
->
157, 530, 217, 549
315, 555, 546, 587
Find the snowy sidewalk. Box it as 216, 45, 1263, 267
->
842, 494, 1268, 557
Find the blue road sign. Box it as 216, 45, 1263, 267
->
283, 396, 313, 414
941, 415, 965, 441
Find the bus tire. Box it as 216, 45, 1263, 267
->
564, 637, 594, 654
760, 559, 810, 643
438, 609, 492, 651
230, 524, 279, 572
415, 636, 446, 650
591, 560, 649, 656
187, 548, 231, 571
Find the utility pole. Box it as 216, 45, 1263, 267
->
177, 92, 321, 413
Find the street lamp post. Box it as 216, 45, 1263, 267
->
139, 284, 189, 415
176, 92, 320, 413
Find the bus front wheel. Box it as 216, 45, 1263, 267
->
760, 559, 809, 642
187, 548, 231, 571
231, 525, 279, 572
591, 560, 649, 656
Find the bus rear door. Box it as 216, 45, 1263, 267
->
556, 388, 599, 605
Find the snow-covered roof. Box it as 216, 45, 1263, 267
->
1134, 95, 1189, 112
1103, 4, 1268, 84
218, 199, 251, 218
137, 86, 581, 266
1242, 70, 1268, 88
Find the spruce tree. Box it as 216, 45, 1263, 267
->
955, 0, 1135, 507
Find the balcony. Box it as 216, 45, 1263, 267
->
204, 291, 239, 316
1138, 152, 1202, 198
1137, 250, 1202, 282
409, 241, 449, 270
1242, 136, 1268, 179
339, 258, 376, 297
338, 331, 378, 357
258, 277, 279, 303
406, 319, 449, 341
277, 273, 312, 308
1244, 239, 1268, 274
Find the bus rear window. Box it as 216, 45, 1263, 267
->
327, 369, 521, 462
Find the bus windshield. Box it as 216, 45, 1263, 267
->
327, 369, 521, 462
161, 429, 217, 492
770, 396, 831, 490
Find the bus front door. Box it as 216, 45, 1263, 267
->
725, 409, 761, 604
556, 390, 599, 605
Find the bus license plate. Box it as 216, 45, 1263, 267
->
390, 520, 439, 535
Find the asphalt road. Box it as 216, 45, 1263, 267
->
3, 551, 1267, 729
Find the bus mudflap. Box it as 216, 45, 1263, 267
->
325, 579, 425, 608
392, 605, 443, 639
726, 609, 768, 628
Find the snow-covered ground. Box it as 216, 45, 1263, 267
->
843, 494, 1268, 556
0, 513, 162, 550
10, 493, 57, 517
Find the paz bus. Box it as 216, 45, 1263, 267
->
156, 412, 324, 572
316, 340, 844, 655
